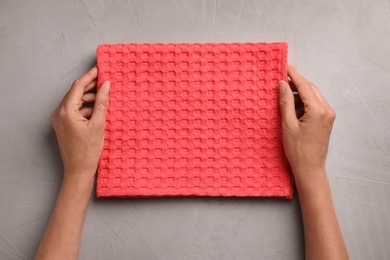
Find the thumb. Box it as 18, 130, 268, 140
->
278, 81, 296, 128
91, 81, 110, 125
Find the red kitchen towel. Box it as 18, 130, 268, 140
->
96, 42, 292, 198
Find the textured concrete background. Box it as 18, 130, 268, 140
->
1, 0, 389, 259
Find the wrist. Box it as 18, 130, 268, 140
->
63, 164, 97, 179
293, 169, 330, 198
59, 173, 95, 203
62, 171, 95, 186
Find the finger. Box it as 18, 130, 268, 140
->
295, 106, 304, 119
76, 92, 96, 110
287, 63, 319, 105
85, 80, 97, 93
80, 107, 93, 119
294, 94, 305, 119
309, 83, 332, 109
288, 78, 298, 92
289, 78, 302, 99
294, 92, 302, 104
90, 81, 110, 126
81, 92, 96, 104
67, 67, 98, 105
278, 81, 298, 129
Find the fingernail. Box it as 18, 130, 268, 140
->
103, 81, 110, 94
279, 81, 286, 93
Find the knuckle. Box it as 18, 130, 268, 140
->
279, 100, 288, 108
311, 105, 326, 118
50, 111, 56, 122
72, 79, 80, 86
58, 107, 68, 119
301, 77, 310, 85
296, 78, 305, 87
328, 108, 336, 121
308, 81, 316, 88
98, 98, 109, 108
318, 108, 327, 117
316, 106, 336, 122
279, 97, 291, 108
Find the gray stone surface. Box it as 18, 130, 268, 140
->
1, 0, 389, 259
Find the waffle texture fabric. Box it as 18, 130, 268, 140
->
96, 42, 293, 198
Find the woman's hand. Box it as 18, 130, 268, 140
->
278, 64, 349, 260
35, 67, 110, 260
278, 64, 336, 184
50, 67, 110, 177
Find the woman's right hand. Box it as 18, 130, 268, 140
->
278, 64, 336, 186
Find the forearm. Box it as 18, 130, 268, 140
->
296, 170, 349, 260
35, 173, 94, 260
